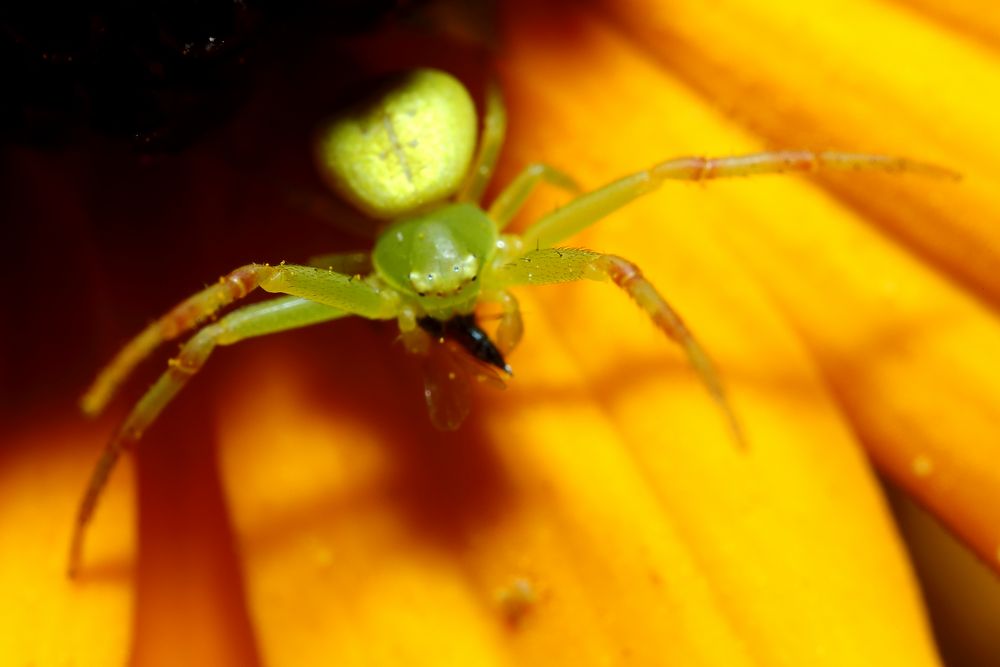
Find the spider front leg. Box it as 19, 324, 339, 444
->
73, 263, 399, 577
520, 150, 958, 248
82, 259, 394, 415
81, 264, 273, 416
487, 247, 745, 448
70, 296, 350, 577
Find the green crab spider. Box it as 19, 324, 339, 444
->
70, 68, 955, 576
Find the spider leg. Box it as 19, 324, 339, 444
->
82, 263, 395, 416
481, 289, 524, 355
488, 163, 580, 231
70, 296, 348, 577
456, 78, 506, 204
520, 150, 958, 248
487, 247, 745, 448
82, 264, 279, 417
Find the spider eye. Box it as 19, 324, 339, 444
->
408, 252, 478, 295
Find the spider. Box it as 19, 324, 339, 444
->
70, 68, 954, 576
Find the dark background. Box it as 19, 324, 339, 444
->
0, 0, 497, 416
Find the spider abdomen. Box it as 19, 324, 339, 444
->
314, 69, 478, 220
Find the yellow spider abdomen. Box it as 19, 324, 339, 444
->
315, 69, 477, 220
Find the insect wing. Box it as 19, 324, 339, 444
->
463, 349, 507, 391
422, 339, 474, 431
444, 337, 508, 393
421, 339, 507, 430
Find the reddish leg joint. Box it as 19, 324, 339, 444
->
81, 264, 272, 417
590, 254, 746, 448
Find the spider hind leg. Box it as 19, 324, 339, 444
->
69, 296, 348, 577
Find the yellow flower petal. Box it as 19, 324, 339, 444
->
0, 421, 134, 666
